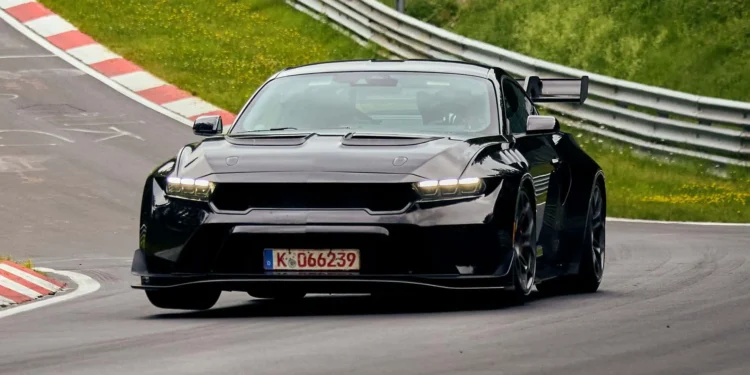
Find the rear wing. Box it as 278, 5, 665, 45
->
516, 76, 589, 104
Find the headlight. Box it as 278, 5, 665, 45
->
166, 177, 214, 201
414, 177, 485, 200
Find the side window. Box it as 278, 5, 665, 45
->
501, 78, 535, 134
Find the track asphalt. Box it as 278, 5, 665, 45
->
0, 12, 749, 375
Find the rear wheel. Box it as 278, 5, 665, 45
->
576, 183, 606, 292
145, 288, 220, 310
537, 182, 605, 295
508, 188, 537, 303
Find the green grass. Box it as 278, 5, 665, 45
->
559, 123, 749, 222
39, 0, 381, 113
38, 0, 749, 222
0, 256, 34, 269
381, 0, 750, 102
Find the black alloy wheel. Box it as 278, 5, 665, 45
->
580, 183, 606, 292
511, 188, 537, 300
536, 181, 605, 295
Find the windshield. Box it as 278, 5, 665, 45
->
230, 71, 499, 136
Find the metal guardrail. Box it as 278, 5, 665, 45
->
287, 0, 750, 166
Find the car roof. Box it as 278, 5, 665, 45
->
275, 59, 500, 79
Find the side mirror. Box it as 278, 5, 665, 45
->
526, 115, 559, 135
193, 115, 223, 136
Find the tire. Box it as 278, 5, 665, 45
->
507, 187, 537, 303
145, 288, 221, 310
537, 181, 605, 295
575, 182, 606, 292
247, 290, 306, 301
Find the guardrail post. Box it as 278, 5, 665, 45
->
396, 0, 405, 13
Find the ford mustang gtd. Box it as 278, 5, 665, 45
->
131, 60, 606, 310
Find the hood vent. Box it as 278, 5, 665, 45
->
226, 133, 315, 146
341, 133, 442, 146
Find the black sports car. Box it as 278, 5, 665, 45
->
131, 59, 606, 310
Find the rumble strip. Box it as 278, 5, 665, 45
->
0, 0, 236, 126
0, 261, 65, 308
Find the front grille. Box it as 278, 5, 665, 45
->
211, 183, 417, 212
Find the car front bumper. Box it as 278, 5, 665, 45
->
131, 251, 513, 293
133, 180, 519, 293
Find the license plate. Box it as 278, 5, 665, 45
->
263, 249, 360, 271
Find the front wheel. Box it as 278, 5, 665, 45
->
508, 188, 537, 303
145, 288, 221, 310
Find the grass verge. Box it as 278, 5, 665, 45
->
0, 256, 34, 269
38, 0, 749, 222
39, 0, 381, 113
380, 0, 750, 102
558, 123, 749, 223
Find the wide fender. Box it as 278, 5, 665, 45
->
137, 158, 185, 274
483, 172, 535, 276
459, 142, 536, 276
554, 134, 606, 273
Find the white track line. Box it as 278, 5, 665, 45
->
110, 71, 165, 92
162, 97, 220, 117
66, 44, 120, 65
0, 268, 100, 319
24, 15, 75, 37
0, 263, 60, 291
0, 8, 192, 126
0, 294, 16, 307
607, 217, 750, 227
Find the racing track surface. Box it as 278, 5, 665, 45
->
1, 18, 750, 375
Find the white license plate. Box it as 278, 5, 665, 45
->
263, 249, 360, 271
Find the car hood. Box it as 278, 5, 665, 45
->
175, 132, 498, 181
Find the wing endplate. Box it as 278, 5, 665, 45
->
516, 76, 589, 104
